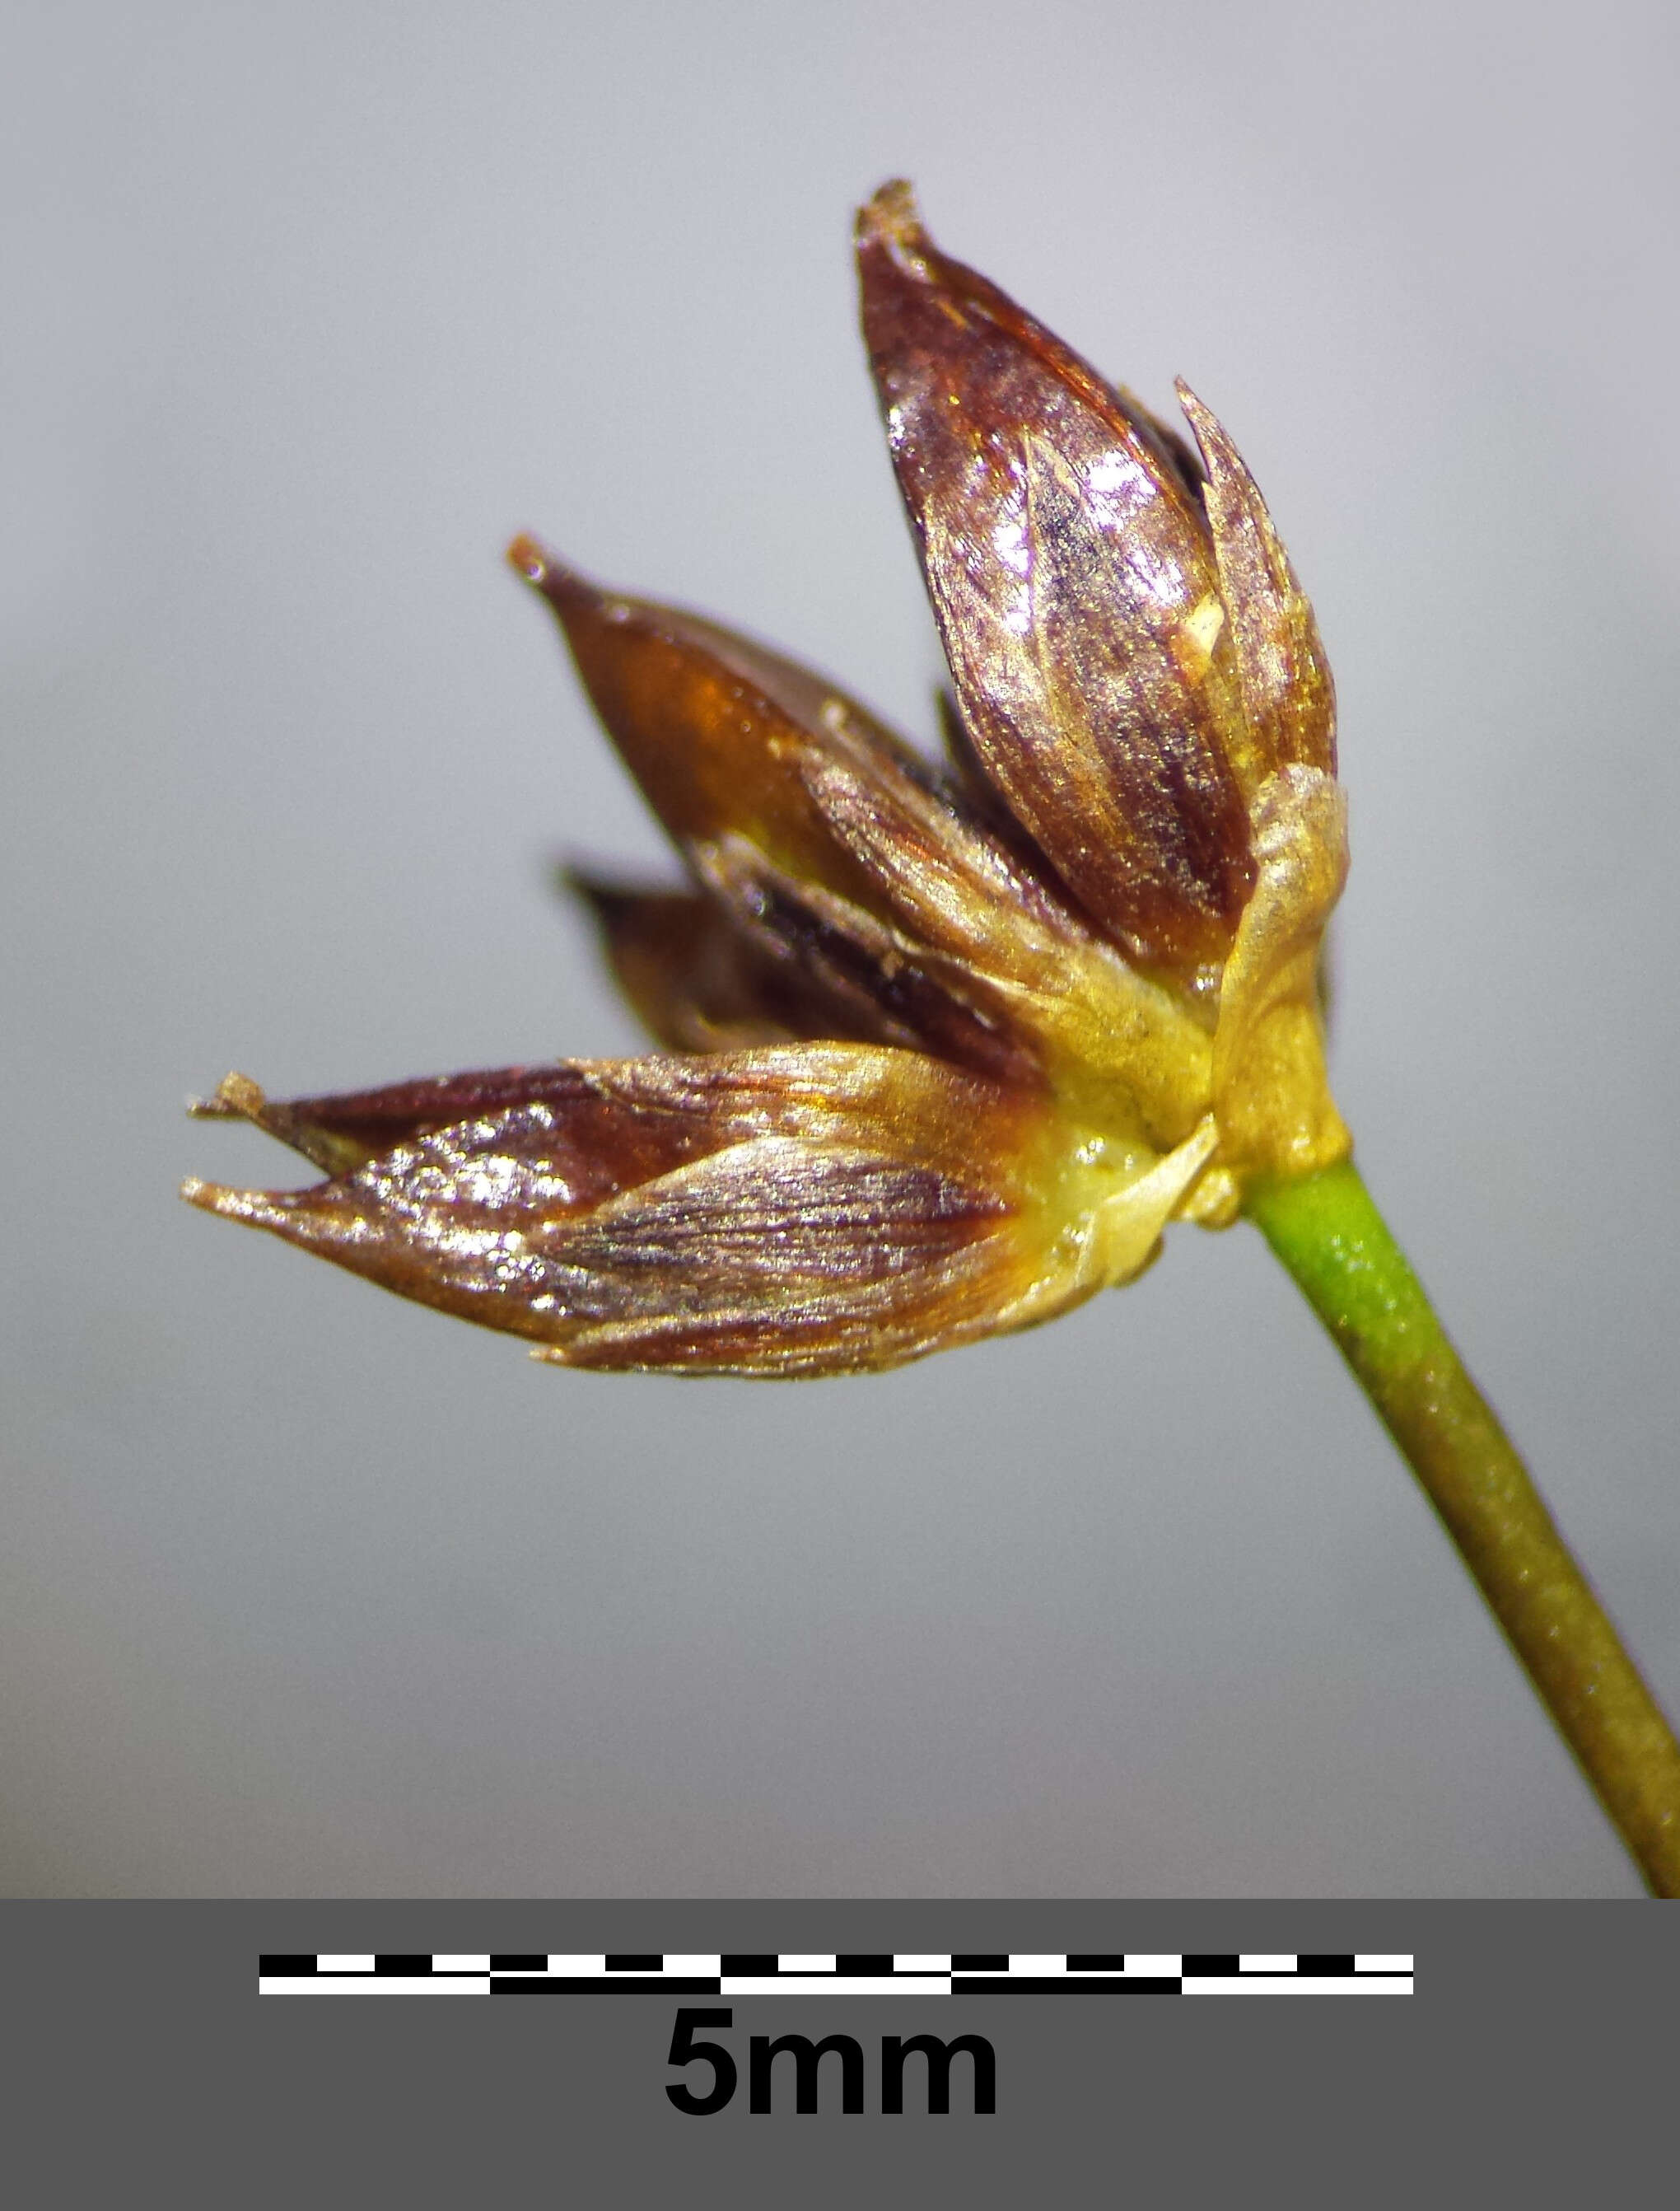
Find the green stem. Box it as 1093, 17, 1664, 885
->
1246, 1158, 1680, 1895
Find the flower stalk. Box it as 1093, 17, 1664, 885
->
1248, 1161, 1680, 1895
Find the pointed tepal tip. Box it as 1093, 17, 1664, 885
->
187, 1070, 268, 1124
506, 533, 600, 624
1173, 377, 1217, 433
179, 1174, 287, 1229
506, 531, 553, 587
1169, 379, 1238, 484
560, 865, 625, 925
856, 178, 924, 255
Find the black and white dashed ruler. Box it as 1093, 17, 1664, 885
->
259, 1952, 1412, 1997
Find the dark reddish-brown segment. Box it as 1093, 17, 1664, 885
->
183, 1047, 1050, 1375
510, 536, 937, 910
571, 878, 854, 1051
513, 541, 1091, 1081
856, 181, 1256, 970
193, 1060, 717, 1181
547, 1145, 1022, 1373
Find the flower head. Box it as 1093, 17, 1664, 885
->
184, 183, 1349, 1374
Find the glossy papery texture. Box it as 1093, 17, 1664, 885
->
184, 184, 1348, 1372
1174, 384, 1336, 784
184, 1050, 1211, 1373
510, 539, 1215, 1148
569, 877, 880, 1054
858, 181, 1257, 974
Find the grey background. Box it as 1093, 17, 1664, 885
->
5, 0, 1676, 1896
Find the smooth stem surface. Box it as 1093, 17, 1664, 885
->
1247, 1159, 1680, 1896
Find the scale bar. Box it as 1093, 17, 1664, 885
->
259, 1952, 1412, 1998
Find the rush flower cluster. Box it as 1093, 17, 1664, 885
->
184, 182, 1349, 1375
